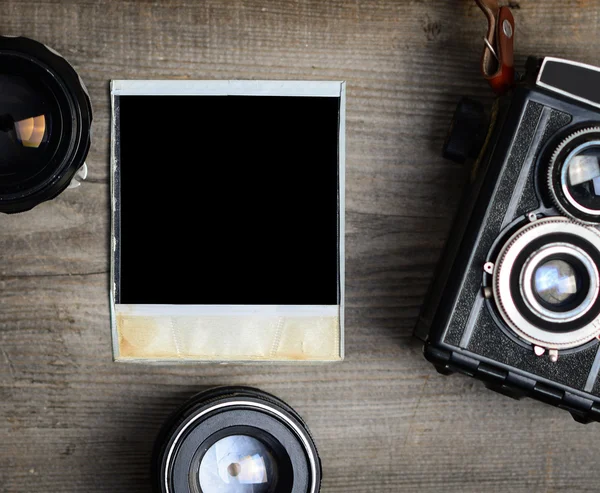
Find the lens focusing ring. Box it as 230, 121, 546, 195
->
493, 217, 600, 350
548, 127, 600, 224
152, 387, 321, 493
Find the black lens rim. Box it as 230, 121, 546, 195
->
0, 36, 92, 213
152, 387, 321, 493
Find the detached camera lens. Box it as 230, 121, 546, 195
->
153, 387, 321, 493
0, 36, 92, 213
548, 127, 600, 223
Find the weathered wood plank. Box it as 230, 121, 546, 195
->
1, 1, 600, 491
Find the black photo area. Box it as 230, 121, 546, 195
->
118, 95, 340, 305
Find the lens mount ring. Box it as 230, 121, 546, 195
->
548, 126, 600, 224
493, 217, 600, 350
520, 243, 598, 322
153, 387, 321, 493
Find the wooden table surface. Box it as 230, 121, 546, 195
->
1, 1, 600, 491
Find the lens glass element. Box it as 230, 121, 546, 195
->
533, 259, 582, 308
198, 435, 279, 493
0, 71, 59, 185
564, 144, 600, 213
0, 54, 68, 194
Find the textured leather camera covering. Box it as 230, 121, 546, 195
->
443, 100, 571, 347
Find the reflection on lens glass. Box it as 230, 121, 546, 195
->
198, 435, 278, 493
14, 115, 46, 148
566, 146, 600, 212
534, 259, 581, 307
0, 73, 54, 180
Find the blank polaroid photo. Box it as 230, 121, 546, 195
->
110, 80, 345, 363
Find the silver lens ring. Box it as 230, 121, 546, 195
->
493, 217, 600, 349
520, 243, 598, 322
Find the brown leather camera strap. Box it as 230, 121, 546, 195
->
475, 0, 515, 94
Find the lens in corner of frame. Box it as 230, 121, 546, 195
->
0, 35, 92, 214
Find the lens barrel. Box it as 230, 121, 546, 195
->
0, 36, 92, 213
152, 387, 321, 493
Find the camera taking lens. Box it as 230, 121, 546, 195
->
0, 36, 92, 213
492, 218, 600, 352
152, 387, 321, 493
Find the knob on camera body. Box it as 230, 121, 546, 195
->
416, 56, 600, 423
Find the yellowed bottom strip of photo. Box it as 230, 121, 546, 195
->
112, 304, 342, 363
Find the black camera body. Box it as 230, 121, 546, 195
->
417, 57, 600, 423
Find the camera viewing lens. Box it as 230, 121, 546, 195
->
152, 387, 321, 493
548, 127, 600, 223
533, 259, 582, 308
197, 435, 278, 493
0, 36, 92, 213
564, 145, 600, 211
492, 218, 600, 349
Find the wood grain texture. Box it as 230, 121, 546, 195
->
1, 1, 600, 491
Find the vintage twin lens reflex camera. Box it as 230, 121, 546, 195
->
416, 57, 600, 423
